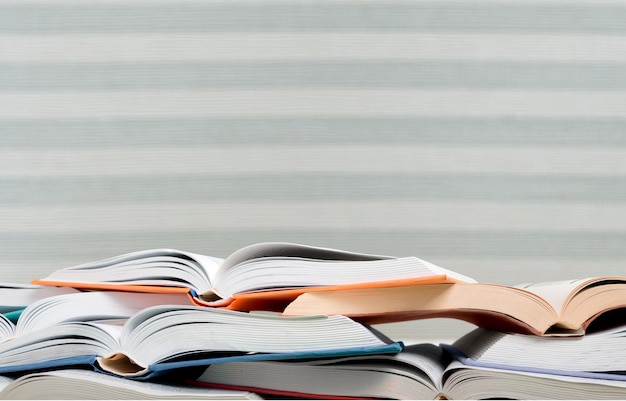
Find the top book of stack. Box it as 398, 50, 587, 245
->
33, 242, 474, 311
33, 242, 626, 337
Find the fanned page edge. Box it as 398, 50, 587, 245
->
511, 276, 626, 334
211, 242, 476, 302
31, 249, 223, 295
441, 343, 626, 382
216, 242, 392, 272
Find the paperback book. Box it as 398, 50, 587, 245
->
282, 277, 626, 336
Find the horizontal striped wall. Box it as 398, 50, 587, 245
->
2, 0, 626, 340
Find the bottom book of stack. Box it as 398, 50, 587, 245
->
189, 340, 626, 400
4, 337, 626, 400
0, 369, 262, 400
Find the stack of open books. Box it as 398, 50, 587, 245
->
2, 241, 626, 399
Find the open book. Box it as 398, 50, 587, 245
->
0, 303, 402, 378
447, 322, 626, 380
0, 290, 192, 339
189, 342, 626, 400
0, 290, 195, 374
282, 277, 626, 336
0, 369, 262, 400
32, 242, 475, 308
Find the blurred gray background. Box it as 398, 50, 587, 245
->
2, 0, 626, 341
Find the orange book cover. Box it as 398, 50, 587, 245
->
34, 273, 462, 314
202, 274, 453, 311
30, 280, 202, 305
30, 280, 192, 295
32, 243, 475, 314
34, 275, 455, 313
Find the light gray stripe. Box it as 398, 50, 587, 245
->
3, 61, 626, 91
3, 175, 626, 205
2, 2, 626, 34
3, 34, 626, 62
6, 147, 626, 176
3, 118, 626, 148
2, 90, 626, 118
4, 202, 626, 232
432, 258, 626, 284
3, 230, 626, 264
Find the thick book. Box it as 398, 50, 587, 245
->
0, 369, 263, 400
447, 322, 626, 380
32, 242, 474, 309
0, 290, 202, 373
189, 342, 626, 400
0, 303, 402, 378
282, 277, 626, 336
0, 290, 192, 337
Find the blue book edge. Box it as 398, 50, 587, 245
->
0, 343, 403, 379
0, 355, 97, 375
129, 341, 405, 380
441, 344, 626, 382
